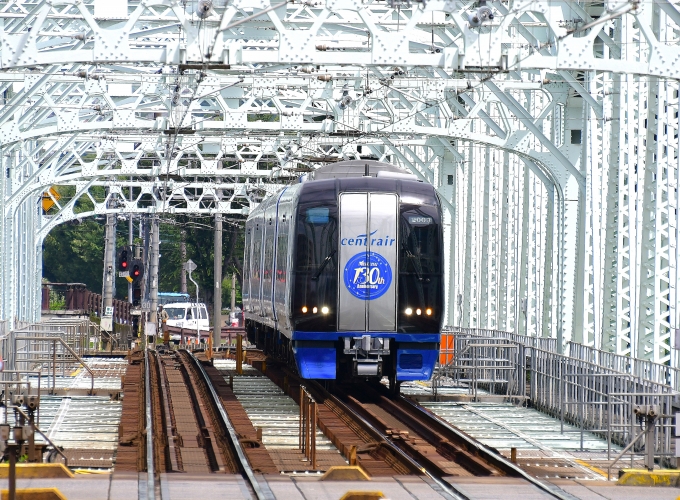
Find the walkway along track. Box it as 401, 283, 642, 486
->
146, 349, 271, 500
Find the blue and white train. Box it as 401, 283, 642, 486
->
243, 160, 443, 388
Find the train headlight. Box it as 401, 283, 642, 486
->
416, 308, 422, 315
321, 306, 329, 314
302, 306, 308, 313
312, 307, 318, 314
426, 308, 432, 316
405, 307, 412, 315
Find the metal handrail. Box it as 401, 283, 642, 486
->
606, 430, 646, 480
14, 337, 94, 395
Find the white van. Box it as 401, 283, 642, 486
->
164, 302, 210, 339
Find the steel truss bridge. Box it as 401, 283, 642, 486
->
0, 0, 678, 365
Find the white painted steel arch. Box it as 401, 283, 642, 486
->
0, 0, 678, 367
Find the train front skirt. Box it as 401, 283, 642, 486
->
291, 332, 440, 380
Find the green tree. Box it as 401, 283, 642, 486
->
156, 216, 246, 310
43, 209, 246, 309
42, 218, 106, 290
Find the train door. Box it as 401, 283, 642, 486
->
338, 193, 398, 332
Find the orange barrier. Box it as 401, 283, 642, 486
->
439, 333, 454, 365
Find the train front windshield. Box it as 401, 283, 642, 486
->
292, 182, 339, 332
398, 202, 443, 333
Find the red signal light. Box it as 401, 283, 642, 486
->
129, 259, 144, 284
117, 247, 132, 273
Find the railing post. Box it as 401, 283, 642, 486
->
310, 400, 317, 469
299, 386, 303, 452
52, 341, 56, 395
41, 286, 50, 311
236, 334, 243, 375
349, 445, 357, 466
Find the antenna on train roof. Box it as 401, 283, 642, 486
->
364, 163, 370, 177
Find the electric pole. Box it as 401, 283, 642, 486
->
141, 216, 149, 303
149, 216, 160, 342
128, 180, 134, 304
231, 272, 236, 312
101, 214, 116, 349
180, 228, 187, 294
213, 214, 222, 350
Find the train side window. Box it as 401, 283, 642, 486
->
277, 232, 288, 281
252, 229, 262, 279
263, 235, 274, 282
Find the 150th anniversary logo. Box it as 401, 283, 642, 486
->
343, 251, 392, 300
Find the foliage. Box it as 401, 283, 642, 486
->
42, 218, 106, 292
43, 195, 246, 308
42, 184, 113, 294
222, 274, 242, 307
157, 216, 245, 308
49, 290, 66, 310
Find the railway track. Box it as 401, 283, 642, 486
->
115, 350, 145, 472
123, 346, 572, 500
335, 381, 517, 477
149, 349, 235, 473
241, 351, 419, 477
144, 349, 272, 500
240, 350, 572, 500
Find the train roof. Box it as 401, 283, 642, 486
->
309, 160, 418, 181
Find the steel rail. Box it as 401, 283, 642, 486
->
399, 396, 575, 500
304, 380, 467, 500
144, 349, 156, 500
152, 351, 180, 472
183, 350, 272, 500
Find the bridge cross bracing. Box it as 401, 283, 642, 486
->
0, 0, 678, 366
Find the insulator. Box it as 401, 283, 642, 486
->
195, 0, 213, 19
